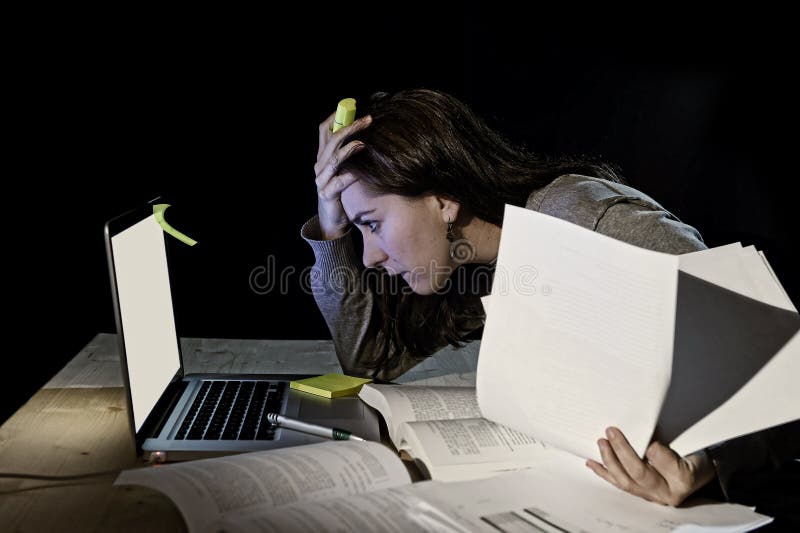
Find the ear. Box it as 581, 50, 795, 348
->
430, 194, 461, 223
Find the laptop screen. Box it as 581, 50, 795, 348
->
111, 214, 181, 432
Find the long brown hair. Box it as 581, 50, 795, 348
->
338, 89, 623, 373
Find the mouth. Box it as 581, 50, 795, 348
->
383, 267, 404, 276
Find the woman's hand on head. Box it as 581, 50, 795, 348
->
586, 426, 716, 507
314, 112, 372, 240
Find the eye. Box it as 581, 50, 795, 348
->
362, 221, 379, 234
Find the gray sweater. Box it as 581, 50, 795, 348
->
301, 173, 794, 499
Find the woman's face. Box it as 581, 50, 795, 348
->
340, 179, 456, 295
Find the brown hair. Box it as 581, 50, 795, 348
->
339, 89, 623, 374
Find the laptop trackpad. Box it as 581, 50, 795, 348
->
294, 393, 380, 441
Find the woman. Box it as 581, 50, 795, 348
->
301, 89, 793, 508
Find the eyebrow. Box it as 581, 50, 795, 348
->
351, 209, 377, 225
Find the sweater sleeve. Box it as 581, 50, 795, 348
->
705, 421, 800, 501
300, 215, 428, 380
594, 198, 708, 255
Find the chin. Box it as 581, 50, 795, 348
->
405, 273, 448, 296
409, 284, 435, 296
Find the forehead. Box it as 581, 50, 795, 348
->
340, 179, 428, 221
340, 180, 388, 217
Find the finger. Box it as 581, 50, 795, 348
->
598, 437, 637, 492
333, 113, 372, 137
645, 441, 692, 491
317, 115, 372, 166
319, 172, 359, 201
586, 459, 619, 487
315, 141, 365, 189
606, 427, 650, 485
645, 441, 681, 469
318, 111, 337, 159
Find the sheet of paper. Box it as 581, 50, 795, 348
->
657, 271, 800, 448
679, 243, 760, 299
358, 385, 480, 443
679, 243, 795, 311
409, 464, 772, 533
209, 454, 772, 533
739, 246, 796, 311
480, 294, 491, 315
478, 205, 678, 461
679, 242, 742, 269
114, 441, 410, 533
759, 250, 795, 309
670, 328, 800, 456
397, 417, 554, 481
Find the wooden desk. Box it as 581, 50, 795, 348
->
0, 334, 480, 531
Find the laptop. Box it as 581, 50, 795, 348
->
104, 198, 379, 462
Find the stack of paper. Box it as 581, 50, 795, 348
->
477, 205, 799, 461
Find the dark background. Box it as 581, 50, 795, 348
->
8, 9, 797, 426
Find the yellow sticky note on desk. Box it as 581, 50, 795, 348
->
290, 374, 372, 398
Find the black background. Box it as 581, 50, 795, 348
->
8, 8, 798, 427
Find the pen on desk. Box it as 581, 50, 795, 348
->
266, 413, 366, 441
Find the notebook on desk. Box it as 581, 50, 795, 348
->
104, 198, 379, 461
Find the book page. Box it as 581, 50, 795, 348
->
478, 205, 678, 461
397, 417, 556, 482
213, 483, 473, 533
358, 385, 480, 443
114, 440, 410, 532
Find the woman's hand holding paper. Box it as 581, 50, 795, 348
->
586, 426, 717, 506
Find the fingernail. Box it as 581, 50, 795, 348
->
606, 427, 616, 440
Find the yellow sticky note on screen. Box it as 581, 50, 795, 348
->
290, 373, 372, 399
153, 204, 197, 246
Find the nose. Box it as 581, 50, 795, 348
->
362, 234, 389, 269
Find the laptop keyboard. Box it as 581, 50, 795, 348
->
175, 380, 286, 440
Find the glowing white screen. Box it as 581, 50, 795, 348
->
111, 215, 181, 432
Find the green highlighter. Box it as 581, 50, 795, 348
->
290, 373, 372, 398
332, 97, 356, 133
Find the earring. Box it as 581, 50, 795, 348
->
446, 216, 456, 243
447, 216, 474, 262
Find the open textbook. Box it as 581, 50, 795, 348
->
477, 205, 800, 462
358, 384, 559, 481
115, 439, 771, 533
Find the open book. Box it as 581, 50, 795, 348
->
357, 384, 559, 481
115, 439, 772, 533
477, 205, 800, 462
115, 440, 415, 532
